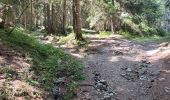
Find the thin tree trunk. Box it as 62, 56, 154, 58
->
72, 0, 84, 41
24, 12, 27, 29
52, 4, 56, 33
44, 4, 47, 31
0, 5, 6, 28
30, 0, 33, 29
111, 19, 114, 32
47, 3, 52, 34
111, 0, 115, 33
62, 0, 67, 35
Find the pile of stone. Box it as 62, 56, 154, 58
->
120, 59, 160, 82
52, 77, 67, 100
93, 72, 116, 100
120, 59, 161, 95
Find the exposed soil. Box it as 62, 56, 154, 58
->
0, 42, 44, 100
63, 35, 170, 100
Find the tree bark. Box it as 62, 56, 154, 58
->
111, 0, 116, 33
46, 3, 56, 34
47, 3, 52, 34
62, 0, 67, 35
72, 0, 84, 41
52, 4, 56, 33
30, 0, 33, 29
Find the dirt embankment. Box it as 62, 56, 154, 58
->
0, 42, 44, 100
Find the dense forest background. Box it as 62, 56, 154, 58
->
1, 0, 170, 38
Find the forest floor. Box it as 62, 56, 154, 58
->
1, 33, 170, 100
0, 42, 43, 100
59, 34, 170, 100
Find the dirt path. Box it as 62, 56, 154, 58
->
63, 35, 170, 100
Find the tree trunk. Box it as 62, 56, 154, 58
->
30, 0, 33, 29
0, 5, 7, 28
24, 12, 27, 29
72, 0, 84, 41
46, 3, 56, 34
62, 0, 67, 35
111, 0, 115, 33
47, 3, 52, 34
43, 4, 47, 31
52, 4, 56, 33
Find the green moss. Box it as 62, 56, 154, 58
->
0, 28, 84, 91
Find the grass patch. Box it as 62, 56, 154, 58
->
58, 33, 90, 48
135, 35, 170, 43
0, 28, 84, 94
58, 33, 75, 45
99, 31, 112, 37
116, 30, 138, 38
132, 35, 162, 42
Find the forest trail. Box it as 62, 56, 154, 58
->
63, 35, 170, 100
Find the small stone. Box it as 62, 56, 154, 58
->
121, 67, 128, 70
97, 89, 100, 91
120, 73, 126, 76
164, 87, 170, 93
150, 79, 155, 83
141, 59, 147, 63
139, 75, 147, 80
140, 63, 148, 68
99, 80, 108, 86
108, 92, 114, 96
149, 71, 160, 77
158, 77, 166, 81
93, 72, 101, 82
103, 93, 112, 100
54, 77, 66, 85
95, 82, 108, 91
52, 86, 60, 95
138, 68, 147, 76
114, 50, 124, 55
94, 73, 101, 77
126, 68, 132, 72
146, 61, 151, 64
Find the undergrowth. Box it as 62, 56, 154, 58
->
0, 28, 84, 98
117, 29, 170, 43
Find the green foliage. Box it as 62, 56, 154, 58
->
118, 0, 165, 36
132, 35, 163, 43
0, 28, 84, 90
116, 30, 138, 38
102, 0, 116, 14
125, 0, 163, 26
117, 29, 170, 43
156, 28, 168, 37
